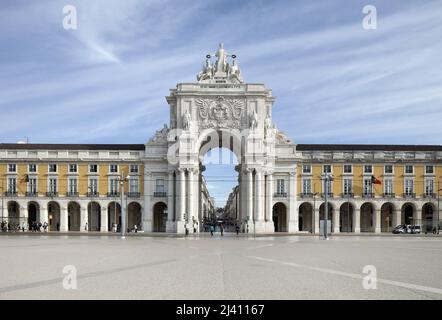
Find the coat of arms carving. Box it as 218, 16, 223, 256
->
195, 96, 244, 129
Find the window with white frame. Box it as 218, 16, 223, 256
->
425, 179, 434, 196
8, 164, 17, 173
48, 178, 57, 193
404, 178, 414, 195
343, 165, 352, 174
109, 178, 119, 194
155, 179, 165, 193
384, 179, 393, 195
69, 164, 77, 173
48, 164, 57, 173
130, 165, 139, 174
68, 178, 78, 194
89, 164, 98, 173
302, 165, 311, 174
130, 179, 139, 193
323, 165, 332, 174
384, 165, 393, 174
302, 179, 311, 194
425, 165, 434, 174
364, 165, 373, 174
8, 177, 17, 193
28, 177, 37, 194
109, 164, 118, 173
28, 164, 37, 173
363, 178, 372, 195
405, 165, 414, 174
277, 179, 285, 194
343, 179, 352, 195
88, 178, 98, 194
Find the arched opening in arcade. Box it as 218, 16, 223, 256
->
401, 203, 415, 225
88, 202, 101, 231
47, 201, 60, 231
340, 202, 353, 232
128, 202, 142, 232
381, 203, 394, 232
68, 201, 81, 231
27, 201, 40, 227
360, 203, 374, 232
422, 203, 435, 232
7, 201, 20, 230
298, 202, 313, 232
199, 130, 242, 233
319, 202, 334, 232
108, 202, 121, 232
273, 202, 287, 232
153, 202, 167, 232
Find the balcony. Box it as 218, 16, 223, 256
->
383, 193, 396, 198
362, 193, 375, 199
26, 192, 38, 197
320, 193, 334, 198
127, 192, 141, 198
341, 193, 354, 198
66, 192, 79, 197
107, 192, 120, 198
46, 192, 59, 197
403, 193, 416, 199
423, 193, 436, 199
300, 193, 313, 198
153, 192, 167, 198
5, 191, 17, 197
86, 192, 100, 197
274, 192, 287, 198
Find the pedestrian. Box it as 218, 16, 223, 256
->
220, 224, 224, 237
236, 224, 240, 235
85, 222, 88, 231
56, 222, 60, 231
209, 225, 214, 237
134, 224, 138, 233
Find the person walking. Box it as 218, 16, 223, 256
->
236, 224, 240, 235
134, 224, 138, 233
220, 223, 224, 237
84, 222, 88, 231
209, 224, 214, 237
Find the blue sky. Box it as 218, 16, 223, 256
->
1, 0, 441, 206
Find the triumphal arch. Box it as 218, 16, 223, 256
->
144, 44, 298, 233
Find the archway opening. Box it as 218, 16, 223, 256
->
128, 202, 142, 232
273, 202, 287, 232
153, 202, 167, 232
340, 202, 353, 232
28, 202, 40, 230
68, 202, 81, 231
402, 203, 414, 225
381, 203, 394, 232
360, 203, 374, 232
200, 140, 239, 232
108, 202, 121, 232
299, 202, 313, 232
7, 201, 20, 231
422, 203, 435, 232
48, 201, 60, 232
88, 202, 101, 231
319, 202, 334, 232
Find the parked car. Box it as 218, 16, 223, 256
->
410, 225, 421, 234
392, 224, 407, 234
392, 224, 421, 234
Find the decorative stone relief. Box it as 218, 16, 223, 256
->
195, 96, 245, 129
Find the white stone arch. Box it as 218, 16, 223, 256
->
196, 127, 243, 163
360, 201, 376, 232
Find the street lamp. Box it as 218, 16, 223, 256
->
118, 174, 130, 239
321, 173, 334, 240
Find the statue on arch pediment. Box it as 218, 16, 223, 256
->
147, 124, 169, 144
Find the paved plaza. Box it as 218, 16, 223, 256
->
0, 234, 441, 299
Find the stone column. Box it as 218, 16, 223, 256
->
40, 205, 49, 224
143, 172, 152, 232
80, 206, 88, 232
374, 207, 381, 233
188, 169, 195, 224
333, 208, 340, 233
288, 171, 298, 232
314, 207, 320, 234
247, 169, 253, 224
415, 207, 422, 228
393, 208, 400, 227
100, 206, 108, 232
60, 206, 68, 232
353, 208, 361, 233
265, 173, 274, 232
166, 170, 175, 232
175, 168, 186, 233
255, 170, 263, 221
